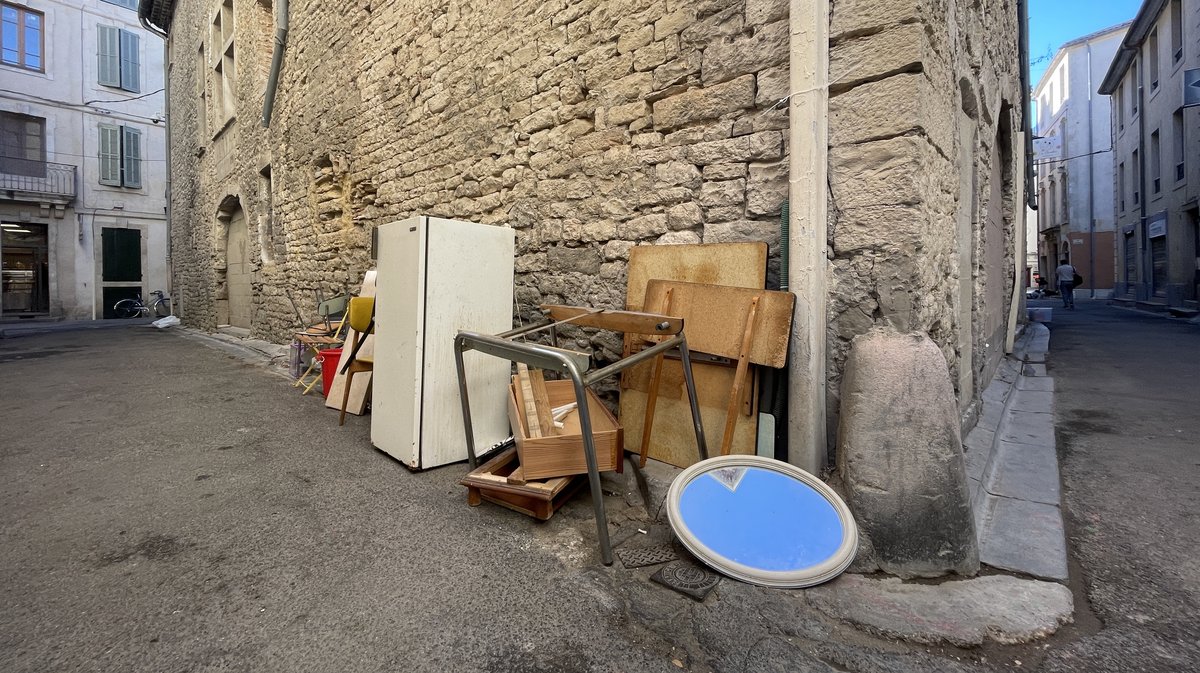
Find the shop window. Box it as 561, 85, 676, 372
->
1, 222, 49, 314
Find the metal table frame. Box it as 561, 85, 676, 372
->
453, 314, 708, 565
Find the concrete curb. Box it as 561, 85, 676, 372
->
965, 323, 1069, 581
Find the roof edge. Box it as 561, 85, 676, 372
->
138, 0, 178, 35
1099, 0, 1168, 94
1032, 21, 1132, 95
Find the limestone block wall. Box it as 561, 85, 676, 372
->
826, 0, 1023, 424
165, 0, 793, 349
162, 0, 1023, 440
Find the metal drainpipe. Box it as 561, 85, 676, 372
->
1018, 0, 1036, 212
1137, 68, 1147, 299
787, 0, 829, 474
1086, 43, 1096, 299
141, 16, 174, 317
262, 0, 289, 127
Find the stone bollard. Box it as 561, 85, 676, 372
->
837, 327, 979, 578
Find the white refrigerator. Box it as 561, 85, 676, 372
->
371, 216, 515, 469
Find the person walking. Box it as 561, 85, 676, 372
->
1056, 258, 1077, 309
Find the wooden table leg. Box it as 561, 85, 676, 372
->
638, 288, 673, 467
720, 295, 760, 456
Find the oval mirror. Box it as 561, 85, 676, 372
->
666, 455, 857, 588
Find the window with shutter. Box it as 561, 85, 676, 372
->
122, 126, 141, 188
99, 124, 121, 186
120, 30, 139, 92
97, 25, 120, 87
97, 26, 140, 92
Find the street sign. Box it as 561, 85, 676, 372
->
1033, 135, 1062, 161
1148, 212, 1167, 238
1186, 69, 1200, 108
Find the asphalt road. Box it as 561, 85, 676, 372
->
1034, 300, 1200, 672
2, 310, 1197, 673
0, 325, 977, 673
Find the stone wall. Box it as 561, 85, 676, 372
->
826, 0, 1023, 428
165, 0, 792, 349
163, 0, 1022, 445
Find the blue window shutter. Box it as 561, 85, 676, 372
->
99, 124, 121, 185
121, 126, 141, 188
97, 25, 120, 87
120, 30, 140, 92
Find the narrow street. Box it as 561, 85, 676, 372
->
0, 325, 977, 673
1, 307, 1197, 672
1036, 300, 1200, 672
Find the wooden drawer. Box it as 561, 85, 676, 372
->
507, 376, 623, 481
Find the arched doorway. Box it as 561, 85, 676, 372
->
225, 207, 252, 329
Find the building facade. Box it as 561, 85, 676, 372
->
1, 0, 168, 320
140, 0, 1025, 465
1032, 23, 1129, 297
1100, 0, 1200, 310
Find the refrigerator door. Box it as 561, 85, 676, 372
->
371, 216, 515, 470
371, 216, 427, 466
419, 217, 515, 468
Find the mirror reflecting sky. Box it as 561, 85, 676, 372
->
678, 466, 845, 572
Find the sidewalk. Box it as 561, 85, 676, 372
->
965, 321, 1069, 581
0, 317, 155, 339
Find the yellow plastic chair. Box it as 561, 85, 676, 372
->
339, 296, 376, 426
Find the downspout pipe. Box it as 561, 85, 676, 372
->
1137, 69, 1147, 298
139, 13, 173, 315
262, 0, 289, 127
1018, 0, 1036, 211
787, 0, 829, 475
1086, 43, 1096, 298
139, 16, 165, 39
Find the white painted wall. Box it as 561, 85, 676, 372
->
0, 0, 167, 319
1031, 24, 1128, 288
1062, 31, 1125, 236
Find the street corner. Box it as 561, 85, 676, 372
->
805, 573, 1075, 648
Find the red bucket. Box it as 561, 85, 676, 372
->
317, 348, 343, 398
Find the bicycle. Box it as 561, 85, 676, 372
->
113, 290, 172, 319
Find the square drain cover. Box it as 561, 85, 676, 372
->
616, 544, 678, 568
651, 560, 721, 600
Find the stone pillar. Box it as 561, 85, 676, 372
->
837, 327, 979, 578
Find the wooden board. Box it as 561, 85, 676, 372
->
621, 361, 758, 468
515, 364, 544, 439
527, 369, 554, 437
460, 447, 584, 521
642, 280, 795, 367
619, 242, 768, 467
325, 269, 376, 415
625, 242, 768, 311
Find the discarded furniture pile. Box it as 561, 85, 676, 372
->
291, 216, 857, 591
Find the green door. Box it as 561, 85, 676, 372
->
101, 228, 142, 318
